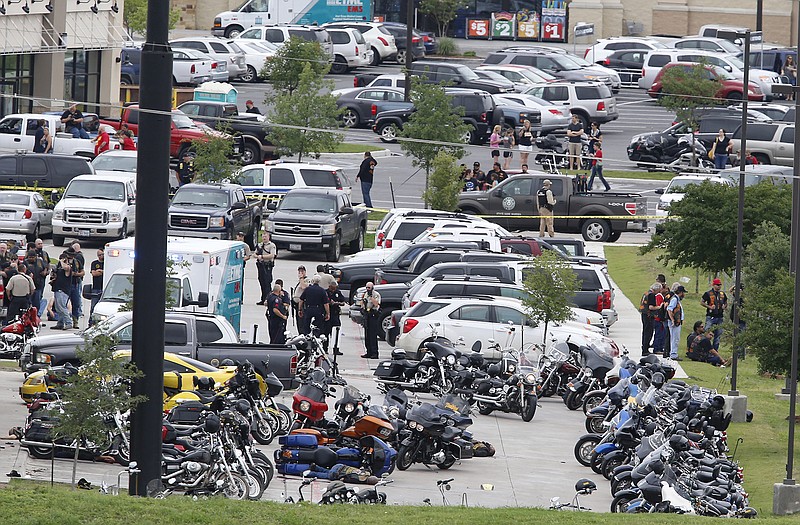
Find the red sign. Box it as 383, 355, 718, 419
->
467, 18, 490, 38
542, 21, 563, 41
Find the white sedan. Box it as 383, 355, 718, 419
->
233, 40, 277, 83
493, 93, 571, 134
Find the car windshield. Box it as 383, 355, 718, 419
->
83, 315, 132, 338
279, 194, 337, 213
64, 180, 126, 201
0, 193, 29, 205
172, 188, 230, 207
518, 68, 549, 82
455, 64, 480, 80
172, 112, 198, 129
550, 55, 582, 70
666, 178, 707, 192
101, 273, 181, 305
725, 55, 746, 70
92, 154, 137, 173
228, 42, 243, 53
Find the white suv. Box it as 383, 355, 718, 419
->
523, 81, 618, 129
324, 22, 398, 66
327, 28, 372, 74
584, 37, 669, 63
378, 215, 494, 250
236, 25, 333, 56
237, 161, 352, 205
396, 295, 618, 360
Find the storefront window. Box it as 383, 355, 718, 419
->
64, 51, 101, 114
0, 54, 34, 118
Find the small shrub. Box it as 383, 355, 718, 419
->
437, 37, 458, 56
463, 50, 476, 57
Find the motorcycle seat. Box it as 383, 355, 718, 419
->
162, 448, 211, 464
399, 359, 420, 368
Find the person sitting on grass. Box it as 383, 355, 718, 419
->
686, 323, 730, 367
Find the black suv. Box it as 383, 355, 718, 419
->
409, 62, 512, 94
0, 153, 94, 190
372, 88, 501, 144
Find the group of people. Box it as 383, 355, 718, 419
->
640, 274, 731, 366
0, 240, 102, 331
250, 232, 380, 358
461, 161, 517, 192
32, 104, 137, 155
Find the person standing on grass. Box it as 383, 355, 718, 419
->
517, 120, 534, 168
641, 282, 661, 356
701, 278, 727, 351
667, 285, 686, 360
355, 151, 377, 208
587, 142, 611, 191
566, 114, 584, 171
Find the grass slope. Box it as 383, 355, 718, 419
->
605, 246, 800, 515
1, 481, 799, 524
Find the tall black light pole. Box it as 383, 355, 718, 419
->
404, 0, 413, 102
129, 0, 172, 496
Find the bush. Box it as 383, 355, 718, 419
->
422, 151, 462, 210
437, 37, 458, 56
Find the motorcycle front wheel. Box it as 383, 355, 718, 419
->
438, 454, 456, 470
396, 442, 419, 471
582, 390, 606, 416
564, 390, 584, 411
244, 469, 266, 500
574, 434, 601, 467
111, 434, 130, 466
585, 416, 606, 434
218, 471, 249, 500
477, 402, 494, 415
610, 493, 636, 513
251, 416, 275, 445
521, 394, 537, 422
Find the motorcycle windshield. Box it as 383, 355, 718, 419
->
366, 405, 389, 420
383, 388, 408, 409
426, 340, 456, 360
580, 344, 615, 371
295, 382, 326, 404
341, 385, 363, 405
436, 394, 469, 416
408, 403, 442, 426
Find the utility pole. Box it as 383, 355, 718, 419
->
128, 0, 172, 496
404, 0, 413, 102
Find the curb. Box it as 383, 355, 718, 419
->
322, 149, 397, 159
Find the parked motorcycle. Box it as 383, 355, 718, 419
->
396, 396, 474, 471
374, 339, 458, 395
3, 306, 39, 362
464, 347, 539, 422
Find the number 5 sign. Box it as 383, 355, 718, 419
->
542, 21, 563, 41
467, 19, 489, 38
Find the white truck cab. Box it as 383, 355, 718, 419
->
52, 173, 136, 247
0, 114, 96, 157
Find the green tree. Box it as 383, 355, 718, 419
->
261, 38, 330, 95
190, 131, 241, 184
657, 63, 722, 166
400, 78, 469, 198
522, 251, 579, 343
737, 222, 793, 374
642, 181, 791, 274
123, 0, 180, 37
419, 0, 469, 36
422, 151, 462, 210
267, 63, 343, 162
53, 332, 145, 487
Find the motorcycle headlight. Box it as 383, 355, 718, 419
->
389, 407, 399, 419
446, 355, 456, 365
299, 400, 311, 412
344, 402, 355, 413
524, 373, 537, 385
408, 420, 417, 429
209, 217, 225, 228
507, 364, 516, 373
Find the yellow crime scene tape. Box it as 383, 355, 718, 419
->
357, 205, 664, 221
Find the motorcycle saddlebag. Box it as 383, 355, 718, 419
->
452, 437, 474, 459
25, 418, 55, 443
334, 447, 362, 467
166, 401, 206, 425
374, 361, 404, 379
278, 433, 319, 449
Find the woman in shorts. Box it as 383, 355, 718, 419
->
517, 120, 534, 167
502, 127, 515, 170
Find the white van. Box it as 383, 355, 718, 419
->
655, 174, 734, 220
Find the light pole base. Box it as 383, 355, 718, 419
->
723, 394, 749, 423
773, 482, 800, 515
775, 393, 800, 404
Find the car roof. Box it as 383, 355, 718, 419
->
70, 173, 135, 182
259, 160, 343, 171
0, 190, 37, 196
284, 187, 348, 195
94, 150, 138, 158
421, 295, 524, 305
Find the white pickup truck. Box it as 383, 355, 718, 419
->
0, 113, 95, 157
52, 172, 137, 247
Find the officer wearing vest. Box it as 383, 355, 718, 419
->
360, 281, 382, 359
298, 275, 330, 336
266, 284, 288, 344
537, 179, 556, 237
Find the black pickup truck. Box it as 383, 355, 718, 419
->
168, 183, 262, 248
457, 173, 648, 242
21, 311, 300, 388
177, 100, 276, 164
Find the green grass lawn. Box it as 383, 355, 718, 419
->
323, 143, 384, 153
3, 480, 800, 523
605, 246, 800, 515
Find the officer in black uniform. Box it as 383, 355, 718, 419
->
177, 152, 195, 186
323, 281, 347, 355
266, 284, 288, 344
298, 275, 330, 336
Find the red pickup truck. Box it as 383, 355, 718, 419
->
100, 105, 242, 160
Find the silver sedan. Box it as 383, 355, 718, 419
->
0, 191, 53, 241
493, 93, 571, 134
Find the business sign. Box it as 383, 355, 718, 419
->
574, 23, 595, 37
516, 9, 540, 40
540, 0, 566, 42
491, 12, 515, 39
467, 18, 490, 38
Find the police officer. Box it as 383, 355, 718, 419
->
360, 281, 381, 359
255, 232, 277, 305
292, 266, 309, 332
177, 152, 195, 186
267, 284, 288, 344
537, 179, 556, 238
298, 275, 330, 336
324, 281, 347, 355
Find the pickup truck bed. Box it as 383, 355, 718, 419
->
197, 343, 299, 389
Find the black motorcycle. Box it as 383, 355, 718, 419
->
466, 348, 538, 422
374, 339, 458, 395
396, 398, 473, 471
